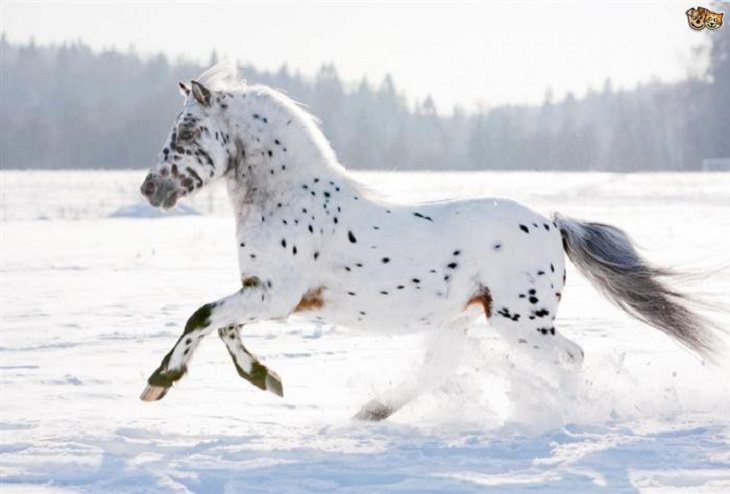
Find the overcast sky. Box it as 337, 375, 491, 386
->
1, 1, 713, 111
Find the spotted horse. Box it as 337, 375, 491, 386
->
139, 65, 719, 420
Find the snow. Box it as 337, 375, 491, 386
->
1, 170, 729, 493
109, 203, 200, 219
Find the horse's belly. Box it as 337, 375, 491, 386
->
296, 288, 473, 335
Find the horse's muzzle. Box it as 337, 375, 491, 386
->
140, 173, 179, 209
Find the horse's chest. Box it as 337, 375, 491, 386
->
235, 224, 311, 272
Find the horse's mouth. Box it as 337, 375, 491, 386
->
141, 175, 180, 210
145, 191, 179, 210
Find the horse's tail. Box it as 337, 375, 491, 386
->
553, 213, 719, 359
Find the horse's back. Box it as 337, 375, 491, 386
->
310, 195, 566, 334
372, 196, 564, 270
402, 196, 566, 300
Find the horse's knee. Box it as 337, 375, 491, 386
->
217, 324, 241, 341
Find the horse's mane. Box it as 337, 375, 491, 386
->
196, 62, 320, 128
195, 63, 378, 199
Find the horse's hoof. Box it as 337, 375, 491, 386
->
354, 400, 395, 421
140, 384, 169, 401
265, 370, 284, 397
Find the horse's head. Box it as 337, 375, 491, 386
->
140, 80, 233, 209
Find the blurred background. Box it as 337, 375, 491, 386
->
1, 0, 729, 172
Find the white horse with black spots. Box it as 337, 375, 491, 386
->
139, 65, 719, 420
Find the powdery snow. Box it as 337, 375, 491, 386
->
1, 170, 729, 493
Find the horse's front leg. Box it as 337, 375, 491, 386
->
217, 324, 283, 396
140, 281, 293, 401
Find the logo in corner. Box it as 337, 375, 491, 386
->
686, 6, 724, 30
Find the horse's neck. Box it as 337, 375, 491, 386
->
223, 90, 355, 221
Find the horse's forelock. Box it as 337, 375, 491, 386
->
196, 62, 246, 92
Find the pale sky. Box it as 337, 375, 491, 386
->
1, 1, 714, 111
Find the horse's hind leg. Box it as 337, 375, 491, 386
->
217, 324, 283, 396
354, 325, 467, 421
488, 301, 583, 369
494, 319, 584, 369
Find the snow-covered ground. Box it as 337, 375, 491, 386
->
1, 170, 729, 493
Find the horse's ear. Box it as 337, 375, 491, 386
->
178, 81, 191, 98
190, 80, 212, 107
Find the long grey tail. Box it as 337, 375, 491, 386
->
553, 213, 718, 358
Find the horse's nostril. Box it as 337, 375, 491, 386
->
143, 180, 156, 197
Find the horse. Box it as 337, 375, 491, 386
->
138, 65, 718, 420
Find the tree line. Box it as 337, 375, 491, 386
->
1, 31, 727, 171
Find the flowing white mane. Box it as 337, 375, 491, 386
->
196, 61, 246, 92
197, 62, 336, 166
194, 62, 360, 189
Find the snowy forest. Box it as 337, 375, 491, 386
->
1, 30, 728, 171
